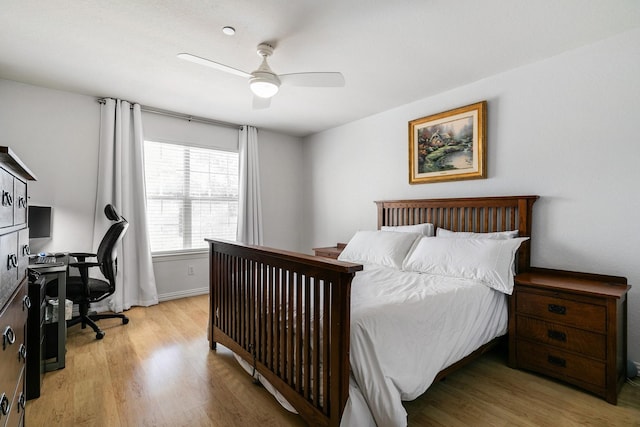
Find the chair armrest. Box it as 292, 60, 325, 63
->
68, 259, 102, 287
69, 252, 96, 258
68, 261, 101, 269
69, 252, 97, 263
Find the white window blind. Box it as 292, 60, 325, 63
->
144, 140, 239, 253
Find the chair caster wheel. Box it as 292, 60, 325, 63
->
123, 318, 129, 325
96, 331, 105, 340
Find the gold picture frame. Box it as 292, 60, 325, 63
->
409, 101, 487, 184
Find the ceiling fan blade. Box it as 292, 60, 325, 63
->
177, 53, 251, 79
252, 96, 271, 109
279, 72, 345, 87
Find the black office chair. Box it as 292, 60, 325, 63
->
49, 204, 130, 339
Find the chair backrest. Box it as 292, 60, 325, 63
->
104, 204, 121, 221
96, 205, 129, 291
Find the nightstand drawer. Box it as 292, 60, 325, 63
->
516, 316, 605, 359
516, 291, 606, 333
517, 340, 606, 388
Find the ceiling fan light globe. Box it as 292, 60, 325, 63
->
249, 73, 280, 98
251, 81, 279, 98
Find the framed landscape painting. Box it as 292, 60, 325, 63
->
409, 101, 487, 184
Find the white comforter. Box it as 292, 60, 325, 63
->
234, 263, 507, 426
341, 264, 508, 427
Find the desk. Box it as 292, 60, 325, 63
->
28, 256, 67, 371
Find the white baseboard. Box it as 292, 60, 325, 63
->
158, 287, 209, 302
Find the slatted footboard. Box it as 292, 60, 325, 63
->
207, 239, 363, 427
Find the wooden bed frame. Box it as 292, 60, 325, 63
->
207, 195, 538, 427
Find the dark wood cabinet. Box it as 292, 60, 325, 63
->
509, 268, 630, 404
0, 147, 36, 426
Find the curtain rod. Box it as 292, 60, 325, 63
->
97, 98, 241, 130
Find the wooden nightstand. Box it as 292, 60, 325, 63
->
312, 243, 347, 259
508, 268, 630, 404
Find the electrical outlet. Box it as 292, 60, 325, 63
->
187, 265, 194, 276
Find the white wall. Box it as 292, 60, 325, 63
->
302, 29, 640, 362
0, 79, 304, 301
0, 80, 100, 255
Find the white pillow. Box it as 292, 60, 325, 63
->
436, 228, 519, 239
435, 228, 521, 275
338, 230, 422, 269
402, 237, 529, 294
381, 223, 435, 237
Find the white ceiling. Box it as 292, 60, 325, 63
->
2, 1, 639, 137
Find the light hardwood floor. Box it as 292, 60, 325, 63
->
27, 295, 640, 426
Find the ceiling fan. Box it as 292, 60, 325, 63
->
178, 43, 345, 109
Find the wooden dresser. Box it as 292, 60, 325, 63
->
0, 147, 36, 426
508, 268, 630, 404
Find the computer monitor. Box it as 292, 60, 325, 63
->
28, 206, 52, 238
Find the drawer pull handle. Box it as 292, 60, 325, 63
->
18, 196, 27, 209
23, 244, 31, 256
18, 343, 27, 362
0, 393, 9, 416
17, 392, 26, 413
548, 329, 567, 342
548, 304, 566, 315
3, 326, 16, 349
548, 355, 566, 368
7, 253, 18, 270
1, 190, 12, 207
23, 295, 32, 310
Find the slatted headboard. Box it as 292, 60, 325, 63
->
375, 195, 539, 273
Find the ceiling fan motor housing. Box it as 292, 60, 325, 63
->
256, 43, 275, 57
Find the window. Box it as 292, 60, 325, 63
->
144, 140, 239, 253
